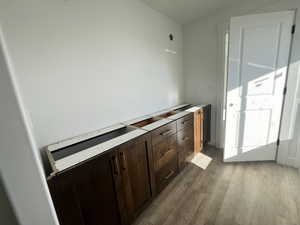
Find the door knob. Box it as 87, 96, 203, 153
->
229, 103, 234, 107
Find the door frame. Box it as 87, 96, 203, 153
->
221, 10, 297, 163
275, 10, 297, 162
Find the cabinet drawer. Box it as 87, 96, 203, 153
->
156, 157, 178, 193
153, 134, 177, 170
177, 126, 194, 148
177, 126, 194, 171
177, 113, 193, 131
151, 121, 177, 145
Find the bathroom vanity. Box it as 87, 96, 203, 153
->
47, 104, 211, 225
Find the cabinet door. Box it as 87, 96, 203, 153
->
118, 134, 153, 223
48, 174, 85, 225
48, 151, 123, 225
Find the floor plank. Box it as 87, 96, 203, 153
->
133, 147, 300, 225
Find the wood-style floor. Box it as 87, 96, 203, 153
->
134, 147, 300, 225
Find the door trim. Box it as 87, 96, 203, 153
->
275, 14, 297, 162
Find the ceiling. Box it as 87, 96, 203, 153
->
139, 0, 242, 24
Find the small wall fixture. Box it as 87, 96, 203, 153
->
165, 49, 177, 54
165, 33, 176, 54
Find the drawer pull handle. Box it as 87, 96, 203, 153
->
160, 129, 172, 136
120, 152, 126, 171
164, 170, 175, 180
112, 156, 120, 176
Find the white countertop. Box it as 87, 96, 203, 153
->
53, 128, 148, 173
185, 105, 207, 112
47, 103, 208, 174
47, 123, 126, 152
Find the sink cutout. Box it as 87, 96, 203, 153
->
157, 111, 178, 118
52, 126, 137, 161
175, 105, 192, 112
132, 118, 161, 128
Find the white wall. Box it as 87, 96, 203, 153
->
183, 0, 300, 168
0, 177, 19, 225
0, 28, 59, 225
183, 18, 219, 146
0, 0, 183, 171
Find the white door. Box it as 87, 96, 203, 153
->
224, 11, 294, 162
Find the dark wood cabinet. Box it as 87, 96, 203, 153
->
48, 134, 155, 225
48, 150, 123, 225
153, 133, 178, 192
47, 108, 207, 225
118, 134, 154, 223
151, 122, 179, 194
